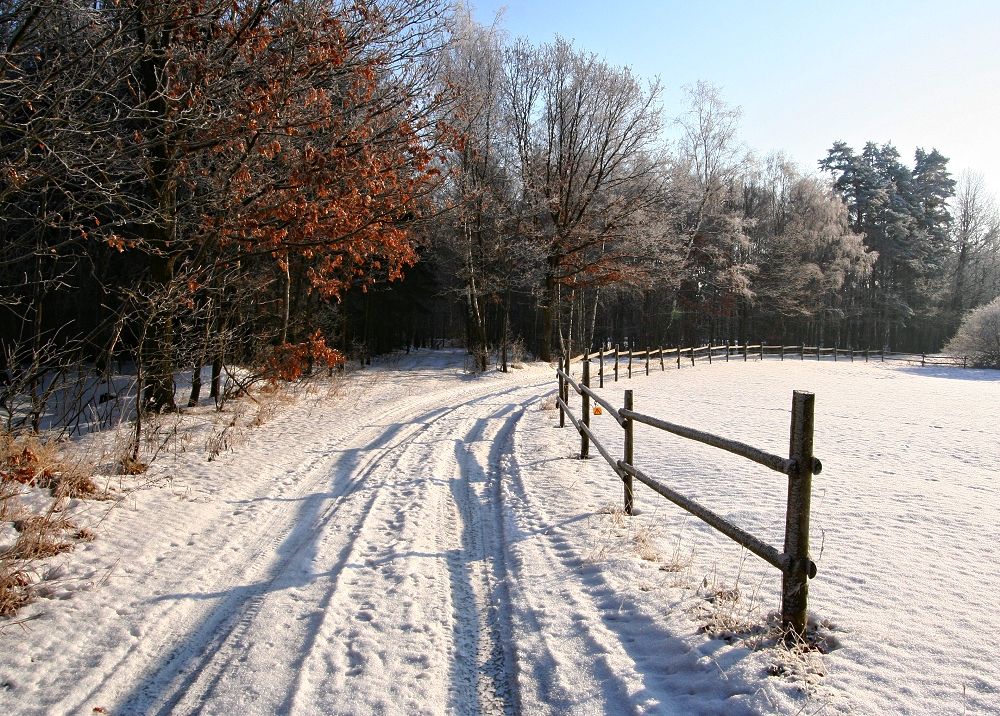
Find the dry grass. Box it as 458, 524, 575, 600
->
0, 431, 104, 620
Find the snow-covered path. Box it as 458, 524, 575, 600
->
5, 355, 550, 715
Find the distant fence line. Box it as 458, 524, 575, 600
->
555, 353, 822, 636
558, 344, 969, 384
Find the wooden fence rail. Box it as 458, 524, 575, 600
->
585, 343, 969, 377
556, 353, 822, 635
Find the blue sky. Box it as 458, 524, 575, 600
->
471, 0, 1000, 194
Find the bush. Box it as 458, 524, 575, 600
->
946, 296, 1000, 367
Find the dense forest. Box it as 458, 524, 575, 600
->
2, 0, 999, 435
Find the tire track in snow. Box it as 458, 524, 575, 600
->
60, 371, 545, 716
286, 384, 541, 715
96, 378, 547, 716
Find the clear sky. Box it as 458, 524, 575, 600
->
471, 0, 1000, 194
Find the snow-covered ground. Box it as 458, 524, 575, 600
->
1, 351, 997, 715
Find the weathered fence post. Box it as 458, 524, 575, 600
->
833, 346, 837, 362
760, 343, 764, 361
623, 389, 634, 515
615, 345, 619, 382
660, 347, 665, 371
865, 348, 869, 362
676, 346, 681, 369
645, 347, 650, 376
881, 349, 885, 362
558, 356, 565, 428
581, 356, 590, 459
690, 346, 696, 367
850, 346, 854, 362
628, 348, 633, 378
743, 343, 748, 362
726, 340, 730, 362
782, 390, 815, 636
599, 348, 605, 388
708, 344, 712, 364
921, 354, 925, 367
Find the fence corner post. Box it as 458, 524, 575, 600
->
558, 356, 565, 428
782, 390, 815, 637
623, 389, 634, 516
581, 356, 590, 459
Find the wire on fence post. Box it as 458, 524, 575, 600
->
615, 345, 619, 382
623, 389, 634, 516
581, 355, 590, 459
558, 356, 565, 428
782, 390, 815, 637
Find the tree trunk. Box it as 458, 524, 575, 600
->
142, 252, 178, 413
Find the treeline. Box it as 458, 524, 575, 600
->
2, 4, 999, 434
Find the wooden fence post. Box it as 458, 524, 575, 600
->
628, 348, 633, 378
781, 345, 785, 361
833, 346, 837, 362
615, 345, 619, 382
558, 356, 565, 428
645, 347, 650, 376
623, 389, 634, 515
881, 349, 885, 362
743, 343, 748, 362
726, 340, 730, 362
599, 348, 604, 388
690, 346, 695, 366
581, 356, 590, 459
921, 354, 925, 367
676, 346, 681, 369
964, 356, 968, 368
850, 346, 854, 362
816, 345, 821, 361
708, 344, 712, 364
660, 347, 665, 371
800, 344, 805, 361
865, 348, 869, 362
782, 390, 815, 636
760, 343, 764, 361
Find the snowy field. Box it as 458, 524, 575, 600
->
0, 351, 997, 715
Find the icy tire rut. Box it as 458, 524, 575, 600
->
60, 375, 546, 716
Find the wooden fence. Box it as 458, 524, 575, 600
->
556, 353, 823, 636
569, 343, 970, 387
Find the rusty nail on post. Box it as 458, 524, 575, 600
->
623, 389, 634, 516
782, 390, 815, 637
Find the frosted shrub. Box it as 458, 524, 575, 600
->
946, 296, 1000, 367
